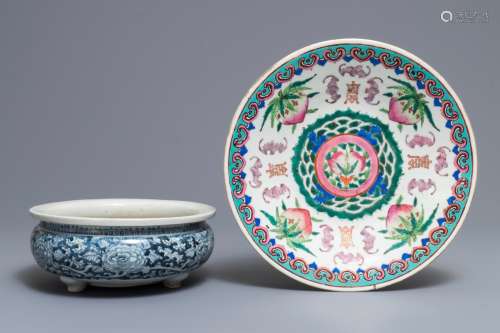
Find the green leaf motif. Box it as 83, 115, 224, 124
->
259, 75, 318, 132
395, 228, 411, 236
260, 210, 277, 226
422, 104, 440, 131
278, 99, 285, 117
259, 100, 277, 131
410, 213, 418, 230
386, 75, 440, 132
388, 76, 416, 91
290, 241, 315, 256
289, 74, 317, 88
418, 205, 438, 233
384, 240, 407, 254
346, 160, 359, 175
384, 203, 439, 254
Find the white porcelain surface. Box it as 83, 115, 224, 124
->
30, 199, 216, 226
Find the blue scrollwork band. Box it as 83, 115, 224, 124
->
31, 222, 214, 281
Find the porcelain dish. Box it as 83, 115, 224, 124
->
224, 39, 476, 291
30, 199, 215, 292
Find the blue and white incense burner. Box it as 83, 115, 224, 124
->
30, 199, 215, 292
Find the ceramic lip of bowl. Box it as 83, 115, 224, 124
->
30, 198, 216, 227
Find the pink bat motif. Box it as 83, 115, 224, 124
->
333, 251, 364, 266
350, 150, 366, 171
327, 151, 344, 173
406, 132, 435, 148
258, 138, 287, 155
319, 224, 334, 252
408, 178, 436, 195
327, 149, 366, 174
364, 77, 382, 105
435, 146, 450, 176
249, 156, 262, 188
360, 226, 378, 254
262, 184, 291, 203
323, 75, 341, 104
339, 64, 371, 78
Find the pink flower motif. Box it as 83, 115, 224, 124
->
327, 151, 344, 172
350, 150, 366, 171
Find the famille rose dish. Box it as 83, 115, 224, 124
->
30, 199, 215, 292
224, 39, 476, 291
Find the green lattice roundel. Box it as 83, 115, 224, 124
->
292, 109, 403, 220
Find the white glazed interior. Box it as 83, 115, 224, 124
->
30, 199, 216, 226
